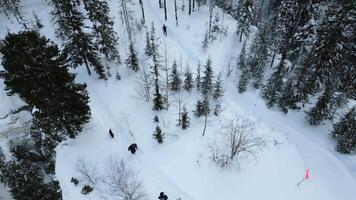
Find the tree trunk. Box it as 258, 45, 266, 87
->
270, 52, 276, 68
164, 40, 169, 106
139, 0, 145, 24
189, 0, 191, 15
192, 0, 195, 12
239, 31, 243, 42
83, 58, 92, 76
164, 0, 167, 20
202, 114, 208, 136
174, 0, 178, 26
159, 0, 162, 8
208, 2, 213, 38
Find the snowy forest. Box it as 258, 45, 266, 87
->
0, 0, 355, 200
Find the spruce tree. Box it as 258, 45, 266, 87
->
237, 0, 255, 41
180, 107, 190, 129
183, 66, 194, 92
145, 31, 152, 56
82, 0, 120, 62
126, 42, 139, 71
153, 125, 164, 143
194, 96, 210, 117
50, 0, 106, 79
332, 107, 356, 154
0, 160, 61, 200
262, 58, 287, 108
196, 62, 201, 91
201, 58, 214, 96
238, 41, 249, 93
306, 87, 335, 125
247, 24, 268, 89
213, 72, 224, 100
170, 60, 181, 91
0, 31, 91, 155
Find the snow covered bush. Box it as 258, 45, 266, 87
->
208, 117, 266, 168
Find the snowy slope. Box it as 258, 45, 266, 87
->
1, 0, 356, 200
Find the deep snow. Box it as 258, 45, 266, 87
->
0, 0, 355, 200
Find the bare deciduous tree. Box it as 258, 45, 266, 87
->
76, 159, 101, 185
132, 66, 153, 102
105, 156, 146, 200
208, 117, 266, 167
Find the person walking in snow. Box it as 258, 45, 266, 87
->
128, 143, 138, 154
109, 129, 114, 138
158, 192, 168, 200
162, 24, 167, 36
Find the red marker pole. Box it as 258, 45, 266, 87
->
297, 168, 311, 186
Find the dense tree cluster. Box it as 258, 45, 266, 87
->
223, 0, 355, 153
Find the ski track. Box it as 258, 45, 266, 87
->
145, 0, 200, 64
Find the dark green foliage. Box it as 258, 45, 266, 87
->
196, 63, 201, 91
180, 107, 190, 129
82, 0, 120, 62
183, 66, 194, 91
153, 125, 164, 143
145, 31, 152, 56
170, 60, 181, 91
0, 160, 61, 200
237, 0, 255, 41
0, 31, 91, 156
153, 78, 164, 111
126, 42, 139, 71
194, 97, 210, 117
237, 41, 248, 93
154, 115, 159, 123
306, 87, 341, 125
332, 107, 356, 154
247, 24, 268, 89
213, 73, 224, 100
201, 58, 214, 96
262, 59, 287, 108
50, 0, 106, 79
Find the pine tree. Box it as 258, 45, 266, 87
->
145, 31, 152, 56
262, 58, 287, 108
194, 96, 210, 117
213, 103, 221, 116
126, 42, 139, 71
237, 0, 255, 41
153, 125, 164, 143
201, 58, 214, 96
0, 31, 91, 155
202, 30, 209, 50
82, 0, 120, 62
247, 24, 268, 89
196, 62, 201, 91
332, 107, 356, 154
213, 72, 224, 100
0, 160, 61, 200
170, 60, 181, 91
238, 41, 249, 93
180, 106, 190, 129
183, 66, 194, 91
50, 0, 107, 79
306, 87, 335, 125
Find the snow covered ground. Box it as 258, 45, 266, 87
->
1, 0, 356, 200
